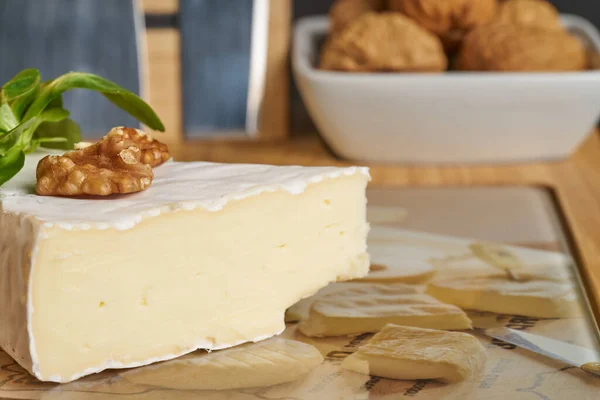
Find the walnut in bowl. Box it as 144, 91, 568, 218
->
456, 23, 587, 72
495, 0, 562, 30
329, 0, 386, 33
320, 12, 447, 72
388, 0, 498, 52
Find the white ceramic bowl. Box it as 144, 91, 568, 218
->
293, 15, 600, 164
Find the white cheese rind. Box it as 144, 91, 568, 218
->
0, 213, 39, 375
0, 152, 370, 230
0, 154, 370, 383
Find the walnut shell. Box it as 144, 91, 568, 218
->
388, 0, 498, 50
456, 23, 587, 72
320, 13, 448, 72
329, 0, 386, 33
496, 0, 562, 31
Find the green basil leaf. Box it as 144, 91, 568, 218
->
1, 69, 40, 103
25, 72, 165, 131
40, 107, 70, 123
48, 92, 63, 108
0, 117, 41, 155
0, 103, 19, 132
13, 86, 65, 122
0, 146, 25, 186
34, 118, 82, 150
10, 86, 39, 121
29, 137, 68, 153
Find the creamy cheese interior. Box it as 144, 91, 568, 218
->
31, 175, 368, 381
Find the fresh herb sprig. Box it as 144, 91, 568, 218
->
0, 69, 165, 186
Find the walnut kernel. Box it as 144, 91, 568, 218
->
320, 13, 447, 72
36, 127, 170, 197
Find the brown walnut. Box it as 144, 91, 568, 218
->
36, 127, 170, 197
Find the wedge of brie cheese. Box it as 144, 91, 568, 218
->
341, 324, 486, 382
427, 276, 581, 318
123, 338, 323, 390
0, 152, 370, 382
298, 283, 472, 337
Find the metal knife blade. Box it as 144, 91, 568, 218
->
481, 327, 600, 377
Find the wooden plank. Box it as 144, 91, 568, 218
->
145, 28, 183, 144
168, 131, 600, 319
142, 0, 179, 14
259, 0, 292, 140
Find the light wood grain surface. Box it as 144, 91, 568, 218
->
168, 131, 600, 320
145, 28, 182, 143
260, 0, 292, 140
142, 0, 179, 14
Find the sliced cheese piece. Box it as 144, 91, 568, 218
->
341, 324, 486, 383
123, 338, 323, 390
0, 152, 370, 382
369, 226, 573, 282
298, 283, 472, 337
285, 282, 376, 322
469, 242, 527, 281
427, 276, 581, 318
432, 257, 572, 283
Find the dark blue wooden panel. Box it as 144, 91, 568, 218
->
0, 0, 141, 138
181, 0, 253, 137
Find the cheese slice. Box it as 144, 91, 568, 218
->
298, 283, 472, 337
427, 276, 581, 318
341, 324, 486, 383
285, 282, 425, 322
0, 152, 370, 382
123, 338, 323, 390
368, 226, 573, 283
285, 282, 377, 322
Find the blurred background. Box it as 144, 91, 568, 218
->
0, 0, 598, 146
292, 0, 600, 136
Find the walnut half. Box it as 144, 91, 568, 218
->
36, 127, 170, 197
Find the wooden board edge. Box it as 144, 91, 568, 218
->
550, 136, 600, 329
